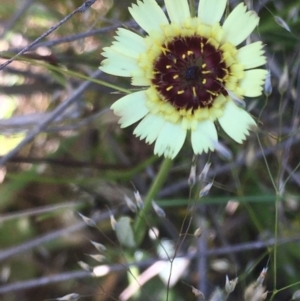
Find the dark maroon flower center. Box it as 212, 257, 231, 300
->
152, 36, 229, 110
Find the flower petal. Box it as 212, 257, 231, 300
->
222, 3, 259, 46
198, 0, 226, 26
191, 120, 217, 154
100, 0, 267, 159
236, 41, 266, 69
129, 0, 169, 34
134, 114, 165, 144
131, 76, 151, 86
100, 48, 141, 77
111, 91, 149, 127
218, 101, 256, 143
154, 122, 187, 159
165, 0, 190, 25
112, 28, 148, 59
240, 69, 268, 97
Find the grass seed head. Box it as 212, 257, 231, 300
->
152, 200, 166, 218
124, 194, 137, 212
225, 275, 238, 294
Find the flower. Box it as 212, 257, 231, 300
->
100, 0, 267, 159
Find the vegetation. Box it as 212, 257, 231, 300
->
0, 0, 300, 300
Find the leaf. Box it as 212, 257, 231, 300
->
115, 216, 136, 248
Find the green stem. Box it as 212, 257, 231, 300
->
272, 94, 284, 295
133, 157, 173, 246
6, 54, 132, 94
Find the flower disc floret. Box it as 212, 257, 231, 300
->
100, 0, 268, 159
152, 35, 229, 111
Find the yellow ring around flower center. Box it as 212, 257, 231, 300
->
137, 18, 245, 130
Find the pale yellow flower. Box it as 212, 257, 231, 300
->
100, 0, 267, 159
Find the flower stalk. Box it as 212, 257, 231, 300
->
133, 157, 173, 246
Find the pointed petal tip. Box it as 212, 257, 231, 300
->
218, 101, 256, 144
222, 3, 260, 46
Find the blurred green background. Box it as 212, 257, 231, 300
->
0, 0, 300, 300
